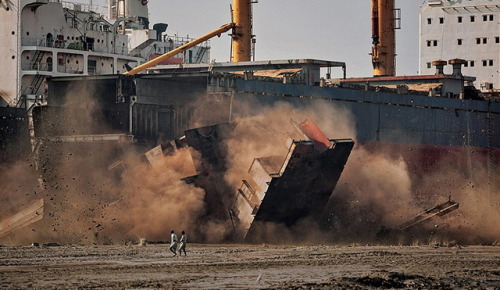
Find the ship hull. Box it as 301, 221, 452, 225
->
32, 73, 500, 190
0, 107, 30, 164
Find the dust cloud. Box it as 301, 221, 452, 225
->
99, 147, 207, 243
1, 91, 499, 246
219, 98, 499, 245
0, 162, 41, 221
326, 148, 421, 243
220, 100, 423, 243
409, 161, 500, 244
223, 100, 357, 190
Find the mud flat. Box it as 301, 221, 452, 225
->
0, 243, 499, 289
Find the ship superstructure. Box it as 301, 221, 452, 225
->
419, 0, 500, 93
0, 0, 211, 108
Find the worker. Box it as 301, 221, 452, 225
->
178, 231, 187, 256
169, 230, 178, 256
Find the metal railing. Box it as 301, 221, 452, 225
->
21, 36, 129, 55
21, 62, 51, 71
22, 37, 48, 47
164, 34, 211, 49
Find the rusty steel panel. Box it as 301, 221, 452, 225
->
298, 119, 332, 153
398, 198, 460, 231
245, 139, 354, 241
144, 144, 163, 164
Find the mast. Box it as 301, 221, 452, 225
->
371, 0, 398, 76
231, 0, 255, 62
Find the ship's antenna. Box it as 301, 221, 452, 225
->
230, 4, 234, 23
229, 4, 234, 62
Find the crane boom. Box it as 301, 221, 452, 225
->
124, 22, 235, 75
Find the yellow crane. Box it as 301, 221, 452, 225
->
123, 22, 235, 76
371, 0, 399, 77
123, 0, 257, 75
230, 0, 256, 62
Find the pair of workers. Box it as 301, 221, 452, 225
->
169, 230, 187, 256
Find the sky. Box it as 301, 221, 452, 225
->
146, 0, 424, 78
95, 1, 425, 78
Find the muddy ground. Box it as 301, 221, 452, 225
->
1, 243, 499, 289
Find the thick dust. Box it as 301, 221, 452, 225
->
223, 100, 356, 190
0, 162, 40, 220
1, 92, 498, 245
412, 162, 500, 244
100, 147, 206, 242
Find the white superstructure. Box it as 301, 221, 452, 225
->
419, 0, 500, 92
0, 0, 211, 107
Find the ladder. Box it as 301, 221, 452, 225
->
28, 73, 45, 95
30, 50, 44, 70
16, 73, 45, 108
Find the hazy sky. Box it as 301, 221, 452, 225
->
94, 1, 424, 77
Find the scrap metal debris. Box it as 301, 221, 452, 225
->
398, 197, 459, 231
0, 198, 44, 237
240, 138, 354, 242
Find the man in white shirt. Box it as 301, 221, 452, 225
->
169, 230, 178, 256
178, 231, 187, 256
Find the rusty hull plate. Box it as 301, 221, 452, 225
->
245, 139, 354, 241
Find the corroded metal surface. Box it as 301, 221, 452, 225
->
245, 139, 354, 242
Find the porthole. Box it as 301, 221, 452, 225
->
11, 31, 15, 35
11, 55, 15, 59
76, 60, 79, 64
67, 59, 70, 64
26, 31, 30, 36
26, 56, 30, 60
6, 7, 10, 11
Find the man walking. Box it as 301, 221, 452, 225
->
178, 231, 187, 256
169, 230, 178, 256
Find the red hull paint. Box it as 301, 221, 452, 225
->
359, 141, 500, 192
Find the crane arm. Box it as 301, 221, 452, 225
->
124, 22, 235, 76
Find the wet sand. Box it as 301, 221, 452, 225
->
1, 243, 499, 289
